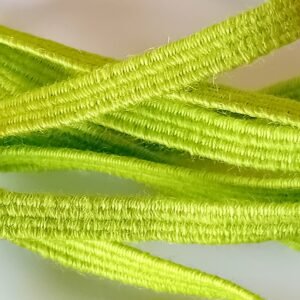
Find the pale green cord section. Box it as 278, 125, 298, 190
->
2, 146, 300, 202
1, 0, 300, 172
0, 0, 299, 138
11, 238, 262, 300
1, 188, 300, 243
0, 0, 300, 299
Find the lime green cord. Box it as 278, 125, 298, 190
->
1, 0, 300, 299
2, 188, 300, 243
12, 238, 262, 300
0, 0, 299, 138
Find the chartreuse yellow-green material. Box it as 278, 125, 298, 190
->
1, 0, 300, 299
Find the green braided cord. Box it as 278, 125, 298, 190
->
0, 0, 300, 138
2, 188, 300, 243
1, 6, 300, 171
11, 238, 262, 300
1, 0, 300, 299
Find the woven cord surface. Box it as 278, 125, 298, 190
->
1, 0, 300, 299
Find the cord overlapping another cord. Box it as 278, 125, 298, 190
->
1, 0, 300, 299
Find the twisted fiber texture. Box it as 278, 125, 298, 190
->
1, 0, 300, 299
2, 189, 300, 242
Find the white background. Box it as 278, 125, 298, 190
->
1, 1, 300, 299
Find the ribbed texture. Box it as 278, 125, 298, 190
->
0, 0, 300, 299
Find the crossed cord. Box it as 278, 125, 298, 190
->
1, 0, 300, 299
